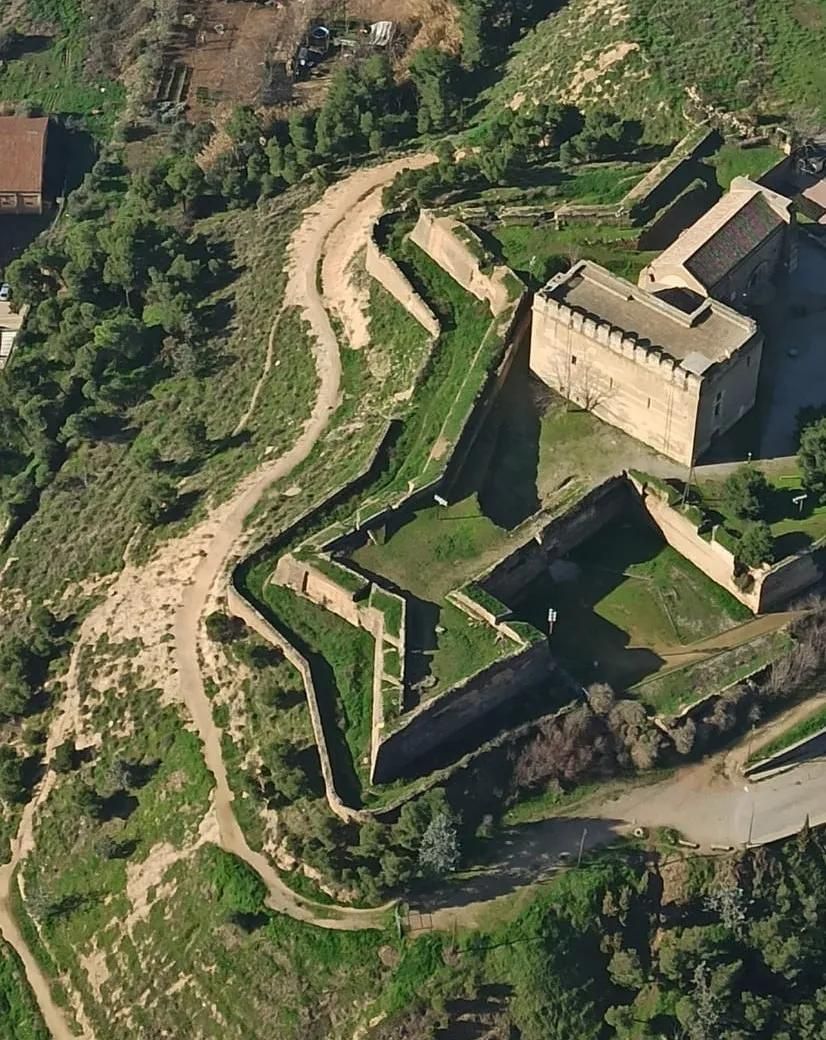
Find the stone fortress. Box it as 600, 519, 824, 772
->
233, 149, 826, 817
530, 177, 798, 464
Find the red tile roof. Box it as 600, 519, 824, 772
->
0, 116, 49, 194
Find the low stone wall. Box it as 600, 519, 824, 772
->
631, 476, 824, 612
226, 583, 361, 823
371, 640, 553, 784
622, 124, 719, 220
410, 209, 513, 315
365, 226, 440, 337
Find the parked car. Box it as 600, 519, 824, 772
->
0, 284, 10, 303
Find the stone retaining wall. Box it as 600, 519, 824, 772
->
410, 209, 514, 315
371, 640, 553, 784
482, 477, 632, 602
631, 475, 825, 613
365, 226, 440, 337
226, 583, 361, 823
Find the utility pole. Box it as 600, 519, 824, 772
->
681, 455, 695, 508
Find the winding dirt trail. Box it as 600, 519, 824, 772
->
172, 154, 435, 930
0, 154, 432, 1040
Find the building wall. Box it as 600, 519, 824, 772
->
409, 210, 512, 315
0, 191, 43, 215
480, 478, 631, 602
694, 335, 763, 455
531, 296, 702, 465
711, 224, 788, 305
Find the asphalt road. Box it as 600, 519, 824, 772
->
416, 755, 826, 922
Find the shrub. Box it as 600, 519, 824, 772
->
721, 465, 770, 520
419, 812, 461, 876
205, 611, 246, 645
737, 522, 775, 568
207, 848, 267, 915
799, 418, 826, 503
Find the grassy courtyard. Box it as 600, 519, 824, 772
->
697, 464, 826, 560
507, 517, 750, 691
710, 142, 786, 190
490, 221, 658, 288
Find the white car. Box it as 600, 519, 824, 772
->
0, 284, 10, 303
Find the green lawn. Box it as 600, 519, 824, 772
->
711, 143, 786, 189
355, 496, 508, 602
698, 465, 826, 560
509, 517, 750, 691
491, 221, 657, 288
633, 628, 793, 716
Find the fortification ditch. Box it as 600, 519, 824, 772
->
372, 639, 553, 784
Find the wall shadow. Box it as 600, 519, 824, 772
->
410, 815, 626, 911
477, 348, 541, 529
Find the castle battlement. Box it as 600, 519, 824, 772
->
536, 289, 701, 387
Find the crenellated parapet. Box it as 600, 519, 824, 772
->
535, 289, 702, 388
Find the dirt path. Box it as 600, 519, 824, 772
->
0, 802, 77, 1040
0, 155, 432, 1040
651, 609, 800, 677
174, 155, 439, 931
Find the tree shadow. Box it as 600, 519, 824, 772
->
291, 744, 325, 799
111, 838, 139, 860
410, 815, 627, 912
128, 760, 161, 789
19, 754, 45, 799
163, 489, 203, 524
97, 792, 139, 822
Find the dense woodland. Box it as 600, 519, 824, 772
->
371, 824, 826, 1040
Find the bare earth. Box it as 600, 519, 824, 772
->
0, 154, 434, 1039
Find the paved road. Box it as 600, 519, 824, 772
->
415, 754, 826, 925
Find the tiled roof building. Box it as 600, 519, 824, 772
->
0, 116, 49, 216
639, 177, 796, 306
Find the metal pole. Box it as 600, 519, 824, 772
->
577, 826, 588, 867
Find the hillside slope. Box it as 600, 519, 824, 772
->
483, 0, 826, 140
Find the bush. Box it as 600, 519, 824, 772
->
205, 611, 246, 645
799, 418, 826, 503
737, 521, 775, 568
207, 848, 267, 915
721, 465, 770, 520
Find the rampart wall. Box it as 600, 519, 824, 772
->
631, 475, 825, 613
365, 226, 440, 337
482, 478, 632, 602
372, 640, 553, 784
410, 209, 513, 315
226, 583, 360, 823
